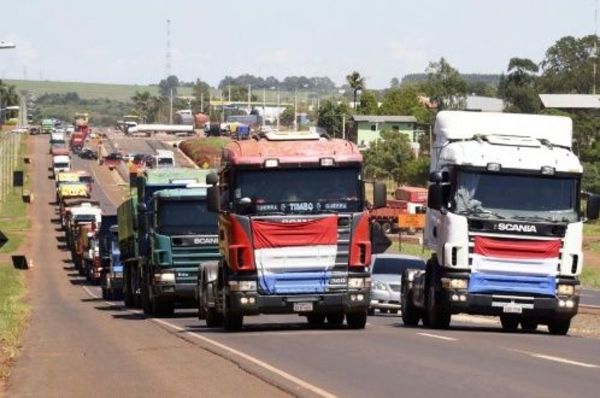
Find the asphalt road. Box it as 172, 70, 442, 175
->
7, 135, 600, 398
581, 288, 600, 307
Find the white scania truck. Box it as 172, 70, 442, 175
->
401, 111, 600, 335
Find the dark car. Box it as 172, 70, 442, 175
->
79, 147, 98, 160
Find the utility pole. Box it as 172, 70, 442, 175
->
247, 84, 252, 113
262, 88, 266, 127
342, 114, 346, 139
293, 89, 298, 132
169, 88, 173, 124
200, 92, 204, 113
594, 0, 598, 94
276, 89, 280, 131
228, 85, 231, 103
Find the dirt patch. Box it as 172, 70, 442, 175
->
179, 137, 229, 168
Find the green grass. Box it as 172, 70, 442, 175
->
386, 241, 432, 259
0, 139, 31, 254
0, 263, 29, 379
581, 267, 600, 288
6, 79, 192, 102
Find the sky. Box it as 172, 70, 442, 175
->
0, 0, 596, 88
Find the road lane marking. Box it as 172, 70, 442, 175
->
508, 349, 600, 369
80, 285, 337, 398
417, 332, 457, 341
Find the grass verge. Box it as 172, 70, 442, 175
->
0, 264, 28, 381
0, 139, 31, 254
581, 267, 600, 288
386, 241, 432, 259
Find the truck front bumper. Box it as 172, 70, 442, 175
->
152, 283, 196, 304
227, 290, 370, 316
442, 290, 579, 319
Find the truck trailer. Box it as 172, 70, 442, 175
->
401, 111, 599, 335
198, 130, 387, 331
118, 168, 220, 316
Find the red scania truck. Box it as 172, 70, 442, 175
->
197, 131, 387, 331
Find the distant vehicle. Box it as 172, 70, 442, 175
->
29, 126, 41, 135
100, 152, 123, 170
66, 127, 75, 134
151, 150, 175, 169
52, 155, 71, 178
204, 122, 222, 137
101, 224, 123, 300
79, 147, 98, 160
369, 254, 426, 315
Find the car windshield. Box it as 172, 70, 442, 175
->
157, 158, 173, 166
157, 199, 217, 235
372, 258, 425, 274
54, 162, 69, 168
79, 176, 93, 184
453, 170, 579, 222
235, 167, 362, 214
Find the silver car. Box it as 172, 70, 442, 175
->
369, 254, 426, 315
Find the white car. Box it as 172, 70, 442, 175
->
369, 254, 426, 315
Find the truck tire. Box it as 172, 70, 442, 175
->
548, 319, 570, 335
206, 308, 223, 327
124, 267, 135, 307
426, 273, 451, 329
101, 287, 109, 300
142, 282, 152, 316
223, 313, 243, 332
326, 312, 345, 326
381, 222, 392, 234
306, 314, 326, 326
346, 311, 367, 329
401, 292, 421, 327
500, 315, 519, 331
520, 319, 538, 331
152, 298, 174, 318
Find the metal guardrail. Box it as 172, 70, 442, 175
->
0, 132, 22, 203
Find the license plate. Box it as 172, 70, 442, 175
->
503, 302, 523, 314
293, 302, 313, 312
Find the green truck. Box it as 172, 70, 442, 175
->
41, 118, 55, 134
118, 168, 220, 316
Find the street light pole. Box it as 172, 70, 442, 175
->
276, 88, 280, 131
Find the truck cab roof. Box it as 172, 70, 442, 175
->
154, 187, 208, 200
142, 168, 215, 186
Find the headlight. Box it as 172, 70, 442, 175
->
557, 284, 574, 295
229, 280, 257, 292
154, 272, 175, 283
348, 277, 368, 289
372, 280, 387, 291
441, 278, 468, 289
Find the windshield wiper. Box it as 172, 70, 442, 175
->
457, 208, 505, 219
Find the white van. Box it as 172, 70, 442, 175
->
51, 131, 66, 145
52, 155, 71, 178
152, 149, 176, 169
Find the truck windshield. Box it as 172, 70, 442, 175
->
453, 170, 579, 222
54, 162, 69, 168
235, 167, 362, 214
157, 199, 217, 235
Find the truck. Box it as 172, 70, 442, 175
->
70, 132, 86, 153
52, 155, 71, 179
369, 186, 427, 233
101, 223, 124, 300
118, 168, 221, 317
41, 119, 54, 134
74, 112, 89, 135
198, 130, 387, 331
401, 111, 600, 335
150, 149, 176, 169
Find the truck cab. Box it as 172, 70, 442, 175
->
52, 155, 71, 178
152, 150, 176, 169
401, 111, 599, 335
199, 131, 387, 331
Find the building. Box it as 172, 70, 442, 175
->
352, 115, 417, 149
465, 95, 504, 112
539, 94, 600, 110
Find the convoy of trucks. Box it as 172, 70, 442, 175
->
197, 130, 387, 331
118, 168, 221, 316
400, 111, 597, 335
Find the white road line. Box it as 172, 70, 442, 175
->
417, 332, 457, 341
80, 285, 337, 398
508, 349, 600, 369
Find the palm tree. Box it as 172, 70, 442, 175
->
346, 71, 365, 110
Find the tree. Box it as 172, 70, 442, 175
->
192, 78, 211, 114
228, 85, 257, 102
279, 107, 295, 126
346, 71, 365, 109
498, 57, 540, 113
424, 57, 467, 110
538, 35, 599, 94
467, 81, 497, 97
379, 85, 432, 123
317, 100, 352, 138
158, 75, 180, 98
356, 90, 379, 115
363, 130, 414, 182
390, 77, 400, 88
0, 80, 19, 106
131, 91, 162, 122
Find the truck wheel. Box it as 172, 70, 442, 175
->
112, 288, 123, 301
367, 308, 375, 316
520, 319, 538, 331
124, 268, 134, 307
101, 287, 108, 300
346, 311, 367, 329
548, 319, 571, 335
206, 308, 223, 328
401, 292, 421, 327
381, 222, 392, 234
426, 275, 451, 329
306, 314, 326, 326
223, 313, 243, 332
152, 298, 174, 318
326, 312, 345, 326
500, 315, 519, 332
142, 283, 152, 316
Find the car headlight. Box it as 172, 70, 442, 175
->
229, 280, 257, 292
372, 280, 387, 291
557, 284, 574, 296
154, 272, 175, 283
348, 277, 369, 289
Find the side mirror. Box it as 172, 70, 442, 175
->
206, 172, 218, 186
370, 222, 391, 254
373, 182, 387, 209
587, 194, 600, 220
428, 184, 443, 211
429, 171, 443, 183
207, 186, 220, 213
137, 202, 147, 214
